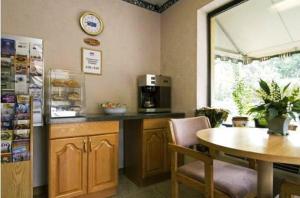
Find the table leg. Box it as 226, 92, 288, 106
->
257, 160, 273, 198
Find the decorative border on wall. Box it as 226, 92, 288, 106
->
159, 0, 180, 13
122, 0, 180, 13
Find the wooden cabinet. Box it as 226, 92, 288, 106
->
88, 134, 118, 193
142, 118, 173, 179
124, 117, 183, 186
49, 121, 119, 198
142, 128, 166, 177
49, 137, 87, 198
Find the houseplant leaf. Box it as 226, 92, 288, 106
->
259, 79, 270, 95
282, 82, 291, 94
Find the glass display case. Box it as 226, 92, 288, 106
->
48, 69, 85, 118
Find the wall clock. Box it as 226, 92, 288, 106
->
80, 11, 104, 36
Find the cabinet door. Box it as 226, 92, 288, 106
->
49, 137, 87, 198
88, 134, 118, 193
142, 129, 165, 177
163, 128, 171, 172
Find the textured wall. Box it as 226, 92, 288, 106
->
1, 0, 220, 188
2, 0, 161, 113
1, 0, 161, 187
161, 0, 212, 115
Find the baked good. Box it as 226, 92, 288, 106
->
52, 79, 65, 87
52, 94, 65, 101
68, 92, 80, 101
65, 80, 80, 88
69, 106, 81, 112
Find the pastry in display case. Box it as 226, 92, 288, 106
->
48, 69, 86, 118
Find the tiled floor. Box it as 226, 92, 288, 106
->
112, 174, 203, 198
34, 169, 300, 198
33, 175, 203, 198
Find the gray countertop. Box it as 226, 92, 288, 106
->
47, 112, 185, 124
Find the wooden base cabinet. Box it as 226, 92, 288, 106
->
49, 137, 88, 198
49, 121, 119, 198
124, 118, 179, 186
88, 134, 118, 193
142, 128, 168, 178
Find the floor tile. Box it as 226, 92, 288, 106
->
35, 170, 299, 198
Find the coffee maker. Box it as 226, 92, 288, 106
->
138, 74, 171, 113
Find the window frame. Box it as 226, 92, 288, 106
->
207, 0, 249, 106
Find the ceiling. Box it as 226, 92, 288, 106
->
143, 0, 169, 6
215, 0, 300, 58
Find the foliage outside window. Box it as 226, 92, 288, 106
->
211, 54, 300, 119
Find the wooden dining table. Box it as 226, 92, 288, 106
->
196, 127, 300, 198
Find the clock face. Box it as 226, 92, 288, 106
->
80, 12, 104, 36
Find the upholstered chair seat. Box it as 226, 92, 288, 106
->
178, 160, 257, 198
168, 116, 257, 198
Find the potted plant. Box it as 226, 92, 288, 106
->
232, 79, 253, 127
252, 112, 268, 128
248, 79, 300, 136
195, 107, 229, 128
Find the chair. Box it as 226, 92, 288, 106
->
280, 180, 300, 198
168, 116, 257, 198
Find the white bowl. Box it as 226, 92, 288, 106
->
103, 107, 126, 114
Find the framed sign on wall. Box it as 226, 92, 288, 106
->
81, 48, 102, 75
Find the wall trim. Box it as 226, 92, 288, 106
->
159, 0, 180, 13
122, 0, 179, 13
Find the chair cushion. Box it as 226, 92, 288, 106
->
178, 160, 257, 198
171, 117, 211, 147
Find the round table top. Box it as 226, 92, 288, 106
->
196, 127, 300, 165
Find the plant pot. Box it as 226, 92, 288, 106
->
267, 116, 291, 136
254, 118, 268, 128
288, 124, 298, 131
232, 116, 249, 127
195, 108, 229, 128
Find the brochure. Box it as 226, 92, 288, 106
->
1, 121, 14, 130
14, 120, 30, 130
1, 141, 12, 153
12, 140, 30, 162
1, 94, 16, 103
17, 94, 30, 104
30, 43, 43, 60
1, 103, 15, 121
13, 129, 30, 140
16, 40, 29, 56
15, 75, 28, 94
1, 153, 12, 163
1, 38, 15, 57
30, 60, 43, 76
1, 130, 13, 141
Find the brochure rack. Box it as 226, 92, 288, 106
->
1, 96, 33, 198
1, 35, 44, 126
1, 35, 38, 198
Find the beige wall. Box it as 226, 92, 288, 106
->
2, 0, 161, 113
1, 0, 217, 115
161, 0, 212, 115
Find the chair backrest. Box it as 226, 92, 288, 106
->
169, 116, 211, 147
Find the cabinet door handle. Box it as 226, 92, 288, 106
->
89, 138, 92, 152
83, 139, 87, 152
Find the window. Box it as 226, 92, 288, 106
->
208, 0, 300, 117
